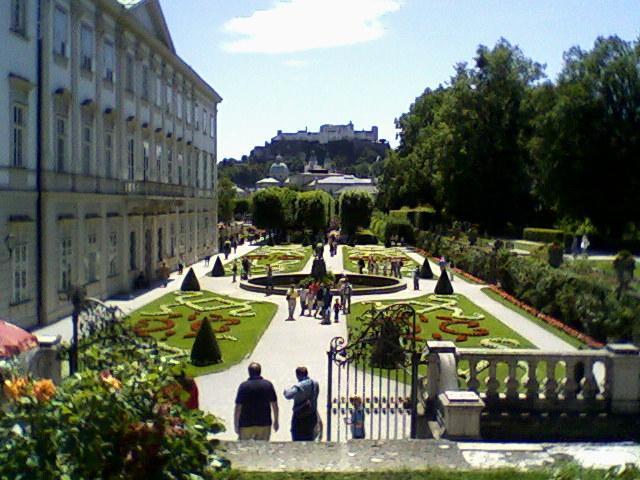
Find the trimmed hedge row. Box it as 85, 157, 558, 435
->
522, 227, 565, 244
390, 206, 436, 231
417, 231, 639, 343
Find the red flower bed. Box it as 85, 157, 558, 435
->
419, 314, 429, 323
432, 333, 442, 340
487, 284, 604, 348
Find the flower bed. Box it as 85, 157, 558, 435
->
232, 245, 311, 275
343, 246, 419, 277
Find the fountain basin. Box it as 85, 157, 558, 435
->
240, 273, 406, 296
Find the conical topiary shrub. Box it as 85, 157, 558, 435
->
181, 268, 200, 291
420, 258, 434, 279
211, 257, 225, 277
190, 318, 222, 366
434, 270, 454, 294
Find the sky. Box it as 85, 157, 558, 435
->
159, 0, 640, 161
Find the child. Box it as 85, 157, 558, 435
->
333, 298, 341, 323
345, 396, 365, 439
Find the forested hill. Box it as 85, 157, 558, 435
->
219, 137, 390, 188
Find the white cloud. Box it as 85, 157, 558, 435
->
222, 0, 402, 54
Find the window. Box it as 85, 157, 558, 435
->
155, 75, 162, 107
12, 242, 28, 304
53, 7, 67, 56
186, 99, 192, 124
85, 231, 98, 283
176, 93, 182, 119
194, 104, 199, 130
210, 114, 215, 138
103, 40, 115, 83
55, 115, 67, 172
80, 25, 93, 72
167, 146, 173, 183
82, 115, 93, 174
125, 54, 134, 92
170, 223, 175, 257
195, 151, 200, 188
59, 235, 72, 291
104, 128, 113, 178
203, 154, 208, 189
203, 109, 208, 135
155, 144, 162, 181
166, 84, 172, 113
10, 0, 26, 36
143, 141, 150, 181
108, 232, 117, 276
157, 228, 163, 261
12, 103, 26, 167
127, 136, 135, 181
186, 151, 191, 186
179, 218, 185, 252
177, 153, 183, 185
141, 65, 149, 100
129, 231, 136, 271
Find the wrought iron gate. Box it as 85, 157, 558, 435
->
326, 303, 422, 441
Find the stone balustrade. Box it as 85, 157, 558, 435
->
424, 341, 640, 418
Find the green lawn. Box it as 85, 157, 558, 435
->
125, 290, 277, 376
343, 246, 420, 278
481, 287, 587, 349
348, 294, 535, 349
226, 244, 312, 276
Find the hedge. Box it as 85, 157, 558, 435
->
383, 216, 416, 245
417, 230, 640, 343
522, 227, 565, 244
390, 205, 436, 230
353, 229, 378, 245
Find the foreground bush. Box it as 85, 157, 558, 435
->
0, 342, 226, 479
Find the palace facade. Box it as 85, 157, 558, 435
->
0, 0, 221, 328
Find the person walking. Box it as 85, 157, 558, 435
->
571, 236, 579, 259
413, 265, 420, 291
284, 367, 320, 441
345, 396, 365, 439
232, 238, 238, 254
285, 284, 299, 321
321, 287, 333, 325
333, 298, 341, 323
204, 255, 211, 267
159, 262, 170, 287
580, 234, 590, 257
177, 262, 184, 275
315, 285, 325, 319
232, 259, 238, 283
342, 278, 352, 314
298, 285, 308, 316
358, 258, 365, 274
234, 362, 279, 441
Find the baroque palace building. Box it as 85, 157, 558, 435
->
0, 0, 221, 328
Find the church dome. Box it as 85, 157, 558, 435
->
269, 156, 289, 182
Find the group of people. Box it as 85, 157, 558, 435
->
284, 278, 353, 324
222, 237, 239, 260
357, 256, 405, 278
234, 363, 365, 441
234, 363, 321, 441
571, 234, 591, 258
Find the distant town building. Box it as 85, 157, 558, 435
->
0, 0, 220, 328
272, 122, 378, 144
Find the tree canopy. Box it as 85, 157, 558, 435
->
339, 191, 373, 236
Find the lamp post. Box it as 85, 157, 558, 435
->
68, 286, 87, 374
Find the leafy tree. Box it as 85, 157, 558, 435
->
251, 188, 285, 232
529, 36, 640, 240
234, 198, 250, 218
217, 176, 236, 224
297, 190, 332, 235
339, 191, 373, 237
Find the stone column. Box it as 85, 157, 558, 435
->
607, 343, 640, 414
425, 340, 457, 418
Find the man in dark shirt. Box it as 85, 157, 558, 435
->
234, 362, 279, 440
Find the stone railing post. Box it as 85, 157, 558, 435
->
607, 344, 640, 414
425, 341, 457, 418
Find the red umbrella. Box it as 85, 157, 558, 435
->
0, 319, 38, 358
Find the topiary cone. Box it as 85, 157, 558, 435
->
181, 267, 201, 291
190, 318, 222, 366
211, 257, 225, 277
420, 258, 434, 279
434, 270, 454, 294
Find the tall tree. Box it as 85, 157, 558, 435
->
297, 190, 332, 235
217, 176, 236, 223
339, 191, 373, 237
251, 188, 284, 232
529, 36, 640, 239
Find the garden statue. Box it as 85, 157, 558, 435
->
311, 257, 327, 280
613, 250, 636, 298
